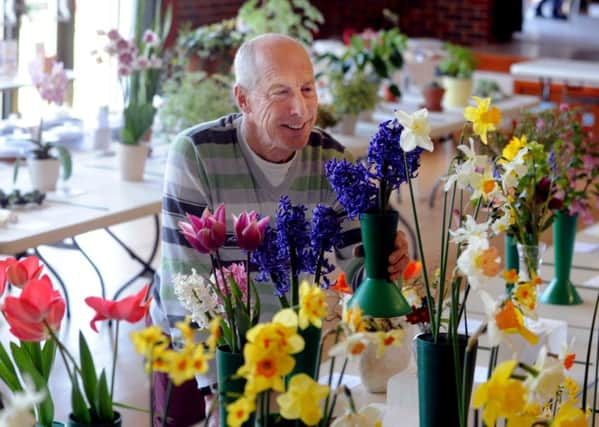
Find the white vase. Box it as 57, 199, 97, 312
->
117, 143, 149, 181
358, 325, 414, 393
28, 158, 60, 191
337, 114, 358, 135
442, 76, 473, 109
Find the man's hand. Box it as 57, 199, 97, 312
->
388, 230, 409, 281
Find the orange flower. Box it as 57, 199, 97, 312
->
331, 272, 352, 294
494, 300, 538, 345
403, 260, 422, 281
503, 269, 518, 284
475, 247, 501, 277
563, 353, 575, 370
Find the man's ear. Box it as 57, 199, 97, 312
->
234, 85, 251, 114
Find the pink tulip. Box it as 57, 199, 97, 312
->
85, 284, 151, 332
178, 204, 227, 254
233, 211, 270, 251
2, 275, 65, 341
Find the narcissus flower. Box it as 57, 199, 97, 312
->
227, 396, 256, 427
464, 96, 502, 144
277, 373, 329, 425
329, 333, 373, 359
238, 344, 296, 393
394, 108, 434, 152
552, 401, 587, 427
375, 329, 404, 358
298, 281, 328, 329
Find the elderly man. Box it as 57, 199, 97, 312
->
151, 33, 409, 426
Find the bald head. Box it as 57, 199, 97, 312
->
233, 33, 312, 90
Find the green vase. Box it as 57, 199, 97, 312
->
67, 412, 121, 427
255, 413, 296, 426
216, 346, 253, 427
289, 325, 321, 381
36, 423, 65, 427
348, 211, 411, 317
540, 211, 582, 305
504, 233, 520, 295
415, 333, 477, 427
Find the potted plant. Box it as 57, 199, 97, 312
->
315, 104, 340, 130
236, 0, 324, 44
422, 80, 445, 112
98, 4, 170, 181
13, 59, 72, 192
437, 43, 476, 108
156, 71, 236, 142
329, 71, 378, 135
176, 19, 243, 74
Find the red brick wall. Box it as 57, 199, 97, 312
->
172, 0, 514, 46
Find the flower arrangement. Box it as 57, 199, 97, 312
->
97, 4, 171, 145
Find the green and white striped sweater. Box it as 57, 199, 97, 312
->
151, 114, 362, 332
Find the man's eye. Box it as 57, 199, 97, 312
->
274, 89, 288, 96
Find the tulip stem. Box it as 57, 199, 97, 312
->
44, 321, 82, 376
246, 252, 251, 317
110, 320, 120, 403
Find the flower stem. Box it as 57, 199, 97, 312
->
403, 152, 436, 340
314, 248, 325, 286
246, 252, 251, 317
290, 246, 299, 309
110, 320, 120, 403
44, 321, 82, 376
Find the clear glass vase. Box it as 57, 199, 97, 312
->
516, 242, 547, 282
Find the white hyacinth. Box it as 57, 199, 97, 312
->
173, 269, 223, 329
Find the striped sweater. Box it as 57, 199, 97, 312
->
151, 114, 362, 332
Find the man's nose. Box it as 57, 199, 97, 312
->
289, 91, 308, 116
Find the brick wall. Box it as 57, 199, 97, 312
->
172, 0, 519, 46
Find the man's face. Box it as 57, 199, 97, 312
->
241, 42, 318, 160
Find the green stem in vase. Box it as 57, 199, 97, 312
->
314, 247, 325, 286
290, 246, 299, 309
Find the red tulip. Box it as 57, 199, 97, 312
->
0, 256, 44, 292
2, 275, 66, 341
233, 211, 270, 251
85, 283, 151, 332
178, 204, 227, 254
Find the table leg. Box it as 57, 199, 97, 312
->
107, 214, 160, 300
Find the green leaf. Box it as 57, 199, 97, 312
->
71, 379, 92, 424
22, 342, 43, 373
12, 157, 21, 183
38, 388, 55, 427
40, 340, 57, 380
250, 279, 261, 326
0, 341, 22, 392
121, 103, 156, 145
79, 331, 99, 415
55, 145, 72, 180
96, 369, 114, 422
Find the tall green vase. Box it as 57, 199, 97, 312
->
504, 233, 520, 295
539, 211, 582, 305
216, 346, 253, 427
289, 325, 321, 380
348, 211, 411, 317
415, 333, 477, 427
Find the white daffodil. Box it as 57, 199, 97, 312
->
331, 403, 386, 427
444, 158, 480, 192
491, 206, 512, 236
329, 333, 374, 360
449, 215, 490, 245
501, 146, 529, 191
470, 167, 501, 202
0, 378, 45, 427
394, 109, 434, 152
457, 138, 490, 169
525, 346, 565, 400
456, 237, 501, 289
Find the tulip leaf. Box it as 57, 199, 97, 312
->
22, 341, 44, 374
249, 278, 261, 326
40, 340, 57, 380
0, 341, 21, 392
96, 369, 114, 422
71, 379, 92, 424
79, 331, 99, 416
220, 318, 233, 349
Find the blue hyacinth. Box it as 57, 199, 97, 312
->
325, 159, 376, 219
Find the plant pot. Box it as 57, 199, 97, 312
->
415, 333, 477, 427
28, 157, 60, 191
68, 412, 122, 427
359, 324, 413, 393
36, 422, 65, 427
422, 85, 445, 112
289, 325, 321, 381
117, 143, 149, 182
216, 346, 253, 427
348, 211, 411, 317
358, 109, 374, 122
336, 114, 358, 135
540, 211, 582, 305
441, 76, 473, 109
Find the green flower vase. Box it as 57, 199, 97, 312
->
289, 325, 321, 381
36, 423, 66, 427
348, 211, 411, 317
216, 346, 253, 427
415, 333, 477, 427
67, 412, 121, 427
504, 233, 519, 295
540, 211, 582, 305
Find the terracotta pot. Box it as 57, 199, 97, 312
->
422, 85, 445, 112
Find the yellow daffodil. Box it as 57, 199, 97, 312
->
513, 282, 537, 313
299, 281, 328, 329
472, 359, 528, 426
552, 401, 587, 427
130, 325, 168, 357
206, 316, 222, 353
506, 402, 542, 427
503, 269, 519, 284
160, 349, 196, 386
238, 344, 296, 393
226, 396, 256, 427
563, 377, 580, 399
342, 306, 365, 333
464, 96, 501, 144
494, 300, 539, 345
375, 329, 404, 358
175, 316, 195, 348
277, 373, 329, 426
501, 135, 528, 163
246, 318, 304, 355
